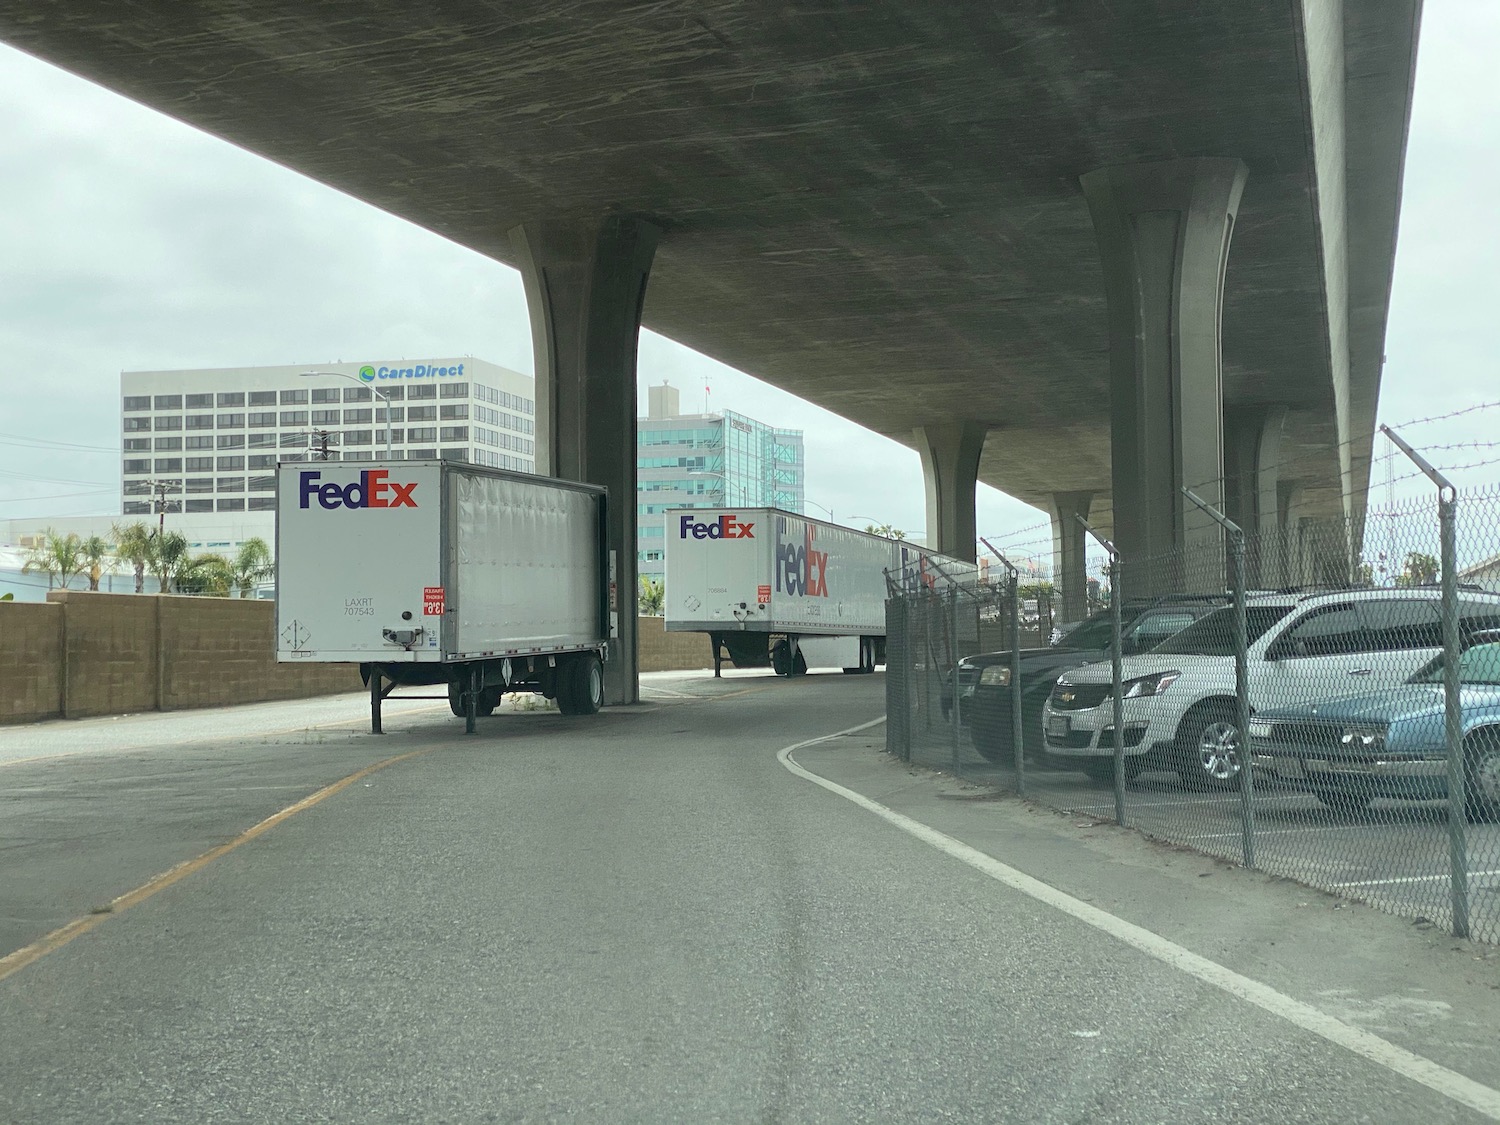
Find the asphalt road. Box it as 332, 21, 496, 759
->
2, 672, 1498, 1123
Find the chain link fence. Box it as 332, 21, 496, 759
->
886, 477, 1500, 944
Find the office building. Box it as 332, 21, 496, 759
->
637, 382, 804, 581
119, 358, 535, 519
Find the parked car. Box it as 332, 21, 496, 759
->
1249, 629, 1500, 820
1041, 588, 1500, 788
954, 596, 1227, 764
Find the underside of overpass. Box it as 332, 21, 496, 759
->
0, 1, 1422, 684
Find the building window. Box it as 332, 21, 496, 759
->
408, 385, 436, 401
123, 395, 151, 411
248, 496, 276, 511
342, 386, 372, 402
406, 405, 436, 422
217, 392, 245, 407
154, 437, 182, 451
343, 430, 373, 446
343, 408, 372, 424
123, 501, 151, 515
311, 388, 339, 404
407, 426, 437, 443
155, 416, 182, 431
217, 434, 245, 450
185, 393, 213, 408
281, 451, 307, 462
217, 455, 245, 471
441, 447, 468, 461
248, 454, 275, 469
440, 404, 469, 420
380, 386, 404, 401
217, 498, 246, 512
248, 433, 276, 449
185, 414, 213, 430
409, 448, 437, 460
180, 437, 208, 453
217, 477, 246, 492
185, 499, 214, 513
186, 477, 214, 493
280, 389, 308, 405
123, 480, 153, 495
154, 394, 183, 410
375, 406, 404, 423
124, 438, 150, 452
185, 457, 214, 471
440, 426, 469, 442
123, 417, 152, 433
280, 433, 305, 448
249, 475, 275, 491
154, 458, 182, 472
439, 382, 469, 399
217, 413, 245, 428
248, 412, 276, 427
280, 410, 308, 426
311, 409, 340, 425
249, 390, 277, 406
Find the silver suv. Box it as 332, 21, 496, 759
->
1040, 588, 1500, 788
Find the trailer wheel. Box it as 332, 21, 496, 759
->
771, 640, 793, 677
558, 653, 604, 716
448, 682, 465, 718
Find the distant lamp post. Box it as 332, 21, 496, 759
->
300, 371, 392, 458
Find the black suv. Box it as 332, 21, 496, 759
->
955, 597, 1225, 764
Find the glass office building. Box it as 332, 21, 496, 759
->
637, 382, 804, 581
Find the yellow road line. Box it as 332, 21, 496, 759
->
0, 744, 443, 985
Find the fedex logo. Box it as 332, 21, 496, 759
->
776, 517, 829, 598
678, 514, 755, 540
298, 470, 418, 510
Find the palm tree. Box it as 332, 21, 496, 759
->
21, 529, 87, 591
230, 538, 274, 598
175, 552, 234, 597
638, 576, 665, 616
112, 522, 154, 594
149, 530, 191, 594
79, 535, 113, 592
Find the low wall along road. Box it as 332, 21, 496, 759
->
1, 595, 712, 725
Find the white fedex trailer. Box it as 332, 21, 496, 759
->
276, 460, 611, 732
663, 507, 976, 676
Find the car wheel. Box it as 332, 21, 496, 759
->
969, 721, 1008, 764
1176, 703, 1241, 790
1310, 787, 1372, 814
1464, 730, 1500, 823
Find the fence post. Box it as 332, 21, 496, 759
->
1077, 516, 1126, 827
1184, 487, 1255, 869
981, 538, 1025, 796
948, 583, 961, 774
1382, 424, 1468, 938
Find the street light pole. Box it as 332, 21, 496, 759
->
299, 371, 392, 458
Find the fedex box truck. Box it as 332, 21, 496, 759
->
663, 507, 976, 676
276, 460, 610, 731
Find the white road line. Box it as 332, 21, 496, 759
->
780, 718, 1500, 1123
1334, 869, 1500, 889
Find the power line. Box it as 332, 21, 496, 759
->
0, 430, 121, 453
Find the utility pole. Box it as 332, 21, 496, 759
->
312, 429, 333, 461
150, 480, 172, 536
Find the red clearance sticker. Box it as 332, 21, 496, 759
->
757, 584, 772, 604
423, 586, 445, 615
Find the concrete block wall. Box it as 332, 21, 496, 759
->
636, 615, 713, 672
52, 591, 157, 718
0, 601, 63, 724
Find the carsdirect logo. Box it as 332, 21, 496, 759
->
678, 514, 754, 540
358, 366, 376, 383
358, 362, 466, 381
299, 470, 417, 510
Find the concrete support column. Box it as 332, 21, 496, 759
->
1081, 158, 1249, 593
915, 422, 986, 563
1049, 491, 1093, 625
1224, 406, 1287, 587
511, 216, 660, 706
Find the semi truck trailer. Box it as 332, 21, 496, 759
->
276, 460, 611, 732
663, 507, 976, 676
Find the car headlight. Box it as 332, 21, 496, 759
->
1340, 726, 1386, 751
1247, 720, 1273, 739
1122, 670, 1181, 698
979, 665, 1012, 687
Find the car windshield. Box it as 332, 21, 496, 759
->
1152, 604, 1293, 656
1411, 640, 1500, 685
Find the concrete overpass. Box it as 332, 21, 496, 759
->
0, 1, 1422, 700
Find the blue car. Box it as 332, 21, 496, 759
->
1248, 631, 1500, 820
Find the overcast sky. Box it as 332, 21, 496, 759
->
1, 3, 1496, 572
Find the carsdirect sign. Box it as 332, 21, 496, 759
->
357, 362, 466, 383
